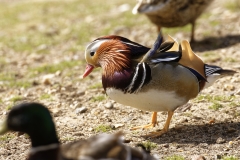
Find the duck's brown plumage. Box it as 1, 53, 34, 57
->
97, 40, 131, 77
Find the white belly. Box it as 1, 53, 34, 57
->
106, 88, 187, 111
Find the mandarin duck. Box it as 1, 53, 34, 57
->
82, 34, 236, 138
132, 0, 214, 42
0, 102, 157, 160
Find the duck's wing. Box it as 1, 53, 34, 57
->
141, 34, 181, 64
179, 40, 206, 79
61, 132, 157, 160
141, 34, 207, 82
61, 139, 86, 159
132, 0, 169, 14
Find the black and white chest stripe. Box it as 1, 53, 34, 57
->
125, 62, 151, 94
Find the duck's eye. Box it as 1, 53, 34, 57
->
90, 51, 95, 56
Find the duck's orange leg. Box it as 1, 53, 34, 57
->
130, 112, 158, 130
143, 111, 174, 138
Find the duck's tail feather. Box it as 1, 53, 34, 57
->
214, 69, 237, 76
205, 64, 236, 77
203, 65, 236, 89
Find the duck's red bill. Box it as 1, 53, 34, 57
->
82, 64, 94, 78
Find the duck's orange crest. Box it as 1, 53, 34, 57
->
97, 40, 131, 77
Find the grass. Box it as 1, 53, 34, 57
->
209, 20, 220, 27
5, 105, 13, 111
0, 73, 13, 82
0, 73, 32, 88
183, 112, 192, 117
202, 30, 213, 37
0, 0, 142, 54
0, 133, 15, 142
0, 0, 160, 85
31, 60, 82, 74
91, 95, 106, 102
208, 102, 224, 110
195, 94, 235, 111
165, 155, 185, 160
224, 1, 240, 12
213, 95, 234, 102
9, 81, 32, 88
24, 134, 30, 139
222, 156, 239, 160
10, 96, 23, 103
195, 94, 212, 102
94, 124, 112, 133
137, 141, 157, 151
201, 51, 221, 63
230, 101, 240, 107
224, 57, 238, 62
4, 96, 24, 110
0, 58, 7, 70
195, 94, 234, 102
163, 24, 191, 35
202, 52, 216, 57
88, 82, 102, 89
40, 93, 52, 100
0, 0, 145, 91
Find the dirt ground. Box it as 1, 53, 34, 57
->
0, 0, 240, 160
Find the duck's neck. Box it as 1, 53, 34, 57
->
27, 130, 60, 160
29, 129, 59, 148
102, 68, 134, 92
30, 143, 59, 155
102, 62, 152, 93
28, 146, 60, 160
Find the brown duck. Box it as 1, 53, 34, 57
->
132, 0, 214, 42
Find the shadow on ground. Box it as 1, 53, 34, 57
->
146, 122, 240, 144
191, 34, 240, 52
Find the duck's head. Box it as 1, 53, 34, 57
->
82, 35, 150, 78
0, 102, 59, 147
82, 38, 108, 78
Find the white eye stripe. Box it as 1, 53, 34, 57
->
86, 39, 108, 54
